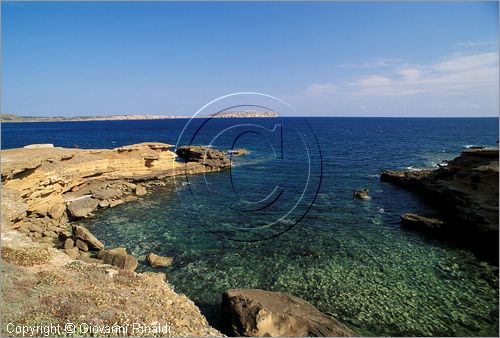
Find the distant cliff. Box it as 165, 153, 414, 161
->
210, 111, 280, 118
0, 113, 187, 123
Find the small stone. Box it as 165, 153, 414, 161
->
40, 236, 55, 243
64, 238, 74, 250
98, 200, 110, 208
43, 230, 58, 238
353, 188, 372, 201
65, 247, 79, 259
18, 225, 30, 234
75, 239, 89, 252
135, 186, 147, 196
109, 199, 124, 208
27, 224, 43, 233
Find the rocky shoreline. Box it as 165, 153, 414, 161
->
380, 147, 499, 262
1, 142, 352, 337
0, 143, 236, 336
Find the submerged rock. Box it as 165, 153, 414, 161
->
400, 213, 444, 232
146, 253, 174, 267
220, 288, 355, 337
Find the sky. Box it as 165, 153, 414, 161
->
2, 1, 499, 117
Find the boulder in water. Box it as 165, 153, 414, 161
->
220, 288, 355, 337
353, 189, 371, 201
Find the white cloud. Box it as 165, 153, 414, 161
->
432, 52, 498, 72
335, 58, 402, 69
305, 83, 337, 96
333, 52, 498, 97
455, 40, 497, 49
398, 68, 420, 81
356, 75, 392, 87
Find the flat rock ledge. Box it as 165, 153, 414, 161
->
1, 142, 232, 242
220, 288, 355, 337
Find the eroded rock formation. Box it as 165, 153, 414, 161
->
220, 288, 355, 337
381, 148, 499, 259
1, 142, 231, 244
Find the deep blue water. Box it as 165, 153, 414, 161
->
1, 117, 499, 336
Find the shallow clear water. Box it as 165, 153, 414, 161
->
3, 117, 499, 336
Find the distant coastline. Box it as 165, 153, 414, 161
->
0, 111, 280, 123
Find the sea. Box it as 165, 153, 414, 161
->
1, 117, 499, 336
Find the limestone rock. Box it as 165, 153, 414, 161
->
27, 223, 43, 233
135, 186, 147, 196
43, 230, 58, 238
64, 238, 74, 250
67, 197, 99, 219
48, 203, 66, 220
220, 288, 355, 337
73, 225, 104, 250
98, 200, 110, 208
98, 249, 138, 272
90, 186, 123, 200
23, 144, 54, 149
146, 253, 173, 267
65, 247, 79, 259
75, 239, 89, 252
109, 199, 124, 208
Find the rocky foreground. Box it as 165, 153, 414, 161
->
381, 148, 499, 261
0, 143, 233, 336
1, 142, 353, 337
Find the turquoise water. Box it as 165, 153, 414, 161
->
4, 117, 498, 336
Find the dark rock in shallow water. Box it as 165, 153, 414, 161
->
220, 288, 355, 337
353, 188, 371, 200
176, 146, 231, 169
400, 213, 444, 232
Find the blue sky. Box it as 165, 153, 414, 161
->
2, 1, 498, 117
